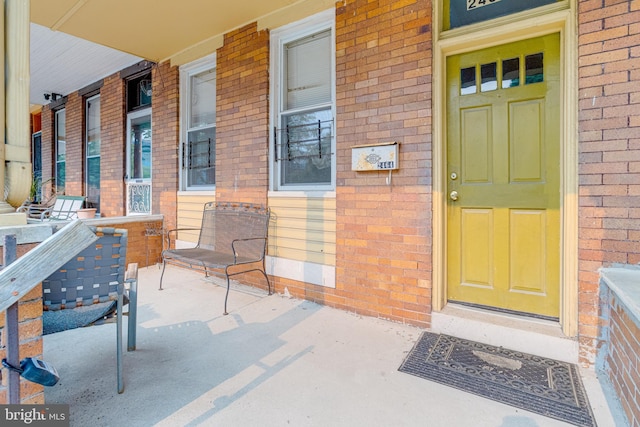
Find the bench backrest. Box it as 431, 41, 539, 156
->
42, 227, 127, 310
197, 201, 269, 259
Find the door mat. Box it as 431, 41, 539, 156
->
399, 332, 596, 427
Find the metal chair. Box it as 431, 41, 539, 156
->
42, 227, 138, 394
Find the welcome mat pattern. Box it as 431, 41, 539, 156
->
399, 332, 596, 427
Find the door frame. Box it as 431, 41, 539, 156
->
432, 1, 578, 336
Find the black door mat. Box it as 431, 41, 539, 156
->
399, 332, 596, 427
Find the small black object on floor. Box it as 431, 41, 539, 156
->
399, 332, 596, 427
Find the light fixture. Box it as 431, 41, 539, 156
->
43, 93, 63, 102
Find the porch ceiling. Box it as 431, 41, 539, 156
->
29, 0, 325, 107
30, 0, 297, 61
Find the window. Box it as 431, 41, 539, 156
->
180, 57, 216, 190
127, 72, 152, 112
85, 95, 100, 209
55, 109, 66, 193
271, 11, 336, 191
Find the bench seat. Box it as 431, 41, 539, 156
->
160, 201, 271, 314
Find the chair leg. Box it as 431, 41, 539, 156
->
117, 292, 124, 394
127, 279, 138, 352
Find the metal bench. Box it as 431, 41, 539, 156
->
160, 201, 271, 315
42, 227, 138, 394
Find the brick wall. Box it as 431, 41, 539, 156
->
215, 23, 270, 205
599, 281, 640, 427
62, 92, 85, 197
333, 0, 432, 327
99, 219, 164, 268
152, 61, 179, 230
578, 0, 640, 364
100, 74, 126, 217
38, 63, 180, 226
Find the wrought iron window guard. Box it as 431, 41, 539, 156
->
274, 119, 334, 162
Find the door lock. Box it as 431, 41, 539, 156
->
449, 191, 459, 201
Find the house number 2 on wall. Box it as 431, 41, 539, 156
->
467, 0, 502, 10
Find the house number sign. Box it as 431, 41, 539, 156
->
467, 0, 501, 11
450, 0, 556, 29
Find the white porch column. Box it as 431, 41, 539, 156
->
3, 0, 31, 210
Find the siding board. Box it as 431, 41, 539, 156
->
268, 196, 336, 265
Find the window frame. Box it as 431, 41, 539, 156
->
85, 94, 101, 210
269, 9, 336, 192
179, 53, 217, 191
54, 108, 66, 194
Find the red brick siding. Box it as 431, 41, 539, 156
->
62, 92, 85, 197
39, 64, 179, 227
152, 61, 179, 229
334, 0, 432, 327
101, 220, 164, 268
100, 75, 126, 217
604, 293, 640, 427
265, 1, 432, 327
215, 23, 270, 205
578, 0, 640, 363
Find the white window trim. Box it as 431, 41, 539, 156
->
179, 52, 217, 191
269, 9, 336, 192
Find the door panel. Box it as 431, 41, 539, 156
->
447, 34, 560, 318
462, 107, 492, 183
461, 208, 493, 288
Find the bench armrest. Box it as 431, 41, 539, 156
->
231, 237, 268, 263
164, 228, 201, 250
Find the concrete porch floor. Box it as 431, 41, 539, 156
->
44, 265, 619, 426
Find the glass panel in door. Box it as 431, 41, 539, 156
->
126, 110, 152, 215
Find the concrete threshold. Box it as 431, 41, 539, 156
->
431, 303, 578, 364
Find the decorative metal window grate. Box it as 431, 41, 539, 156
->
188, 138, 213, 169
274, 119, 334, 162
127, 182, 151, 214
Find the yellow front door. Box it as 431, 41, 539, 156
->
446, 34, 561, 318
